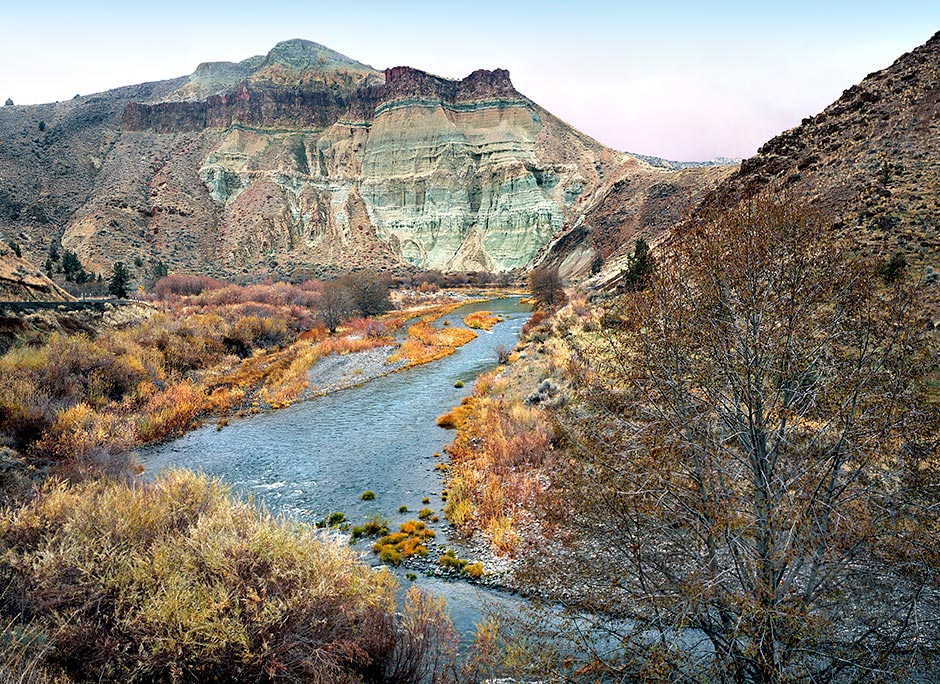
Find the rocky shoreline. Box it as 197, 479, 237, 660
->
302, 346, 407, 398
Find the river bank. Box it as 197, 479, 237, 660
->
141, 297, 534, 638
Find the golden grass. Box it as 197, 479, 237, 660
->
372, 519, 436, 565
389, 319, 477, 367
441, 373, 552, 557
463, 310, 500, 330
0, 470, 435, 682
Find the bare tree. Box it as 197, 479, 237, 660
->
341, 270, 391, 317
527, 265, 566, 309
317, 280, 354, 334
557, 194, 939, 682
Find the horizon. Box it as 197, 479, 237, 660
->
1, 1, 938, 161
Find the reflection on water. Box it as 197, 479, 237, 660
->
143, 297, 531, 638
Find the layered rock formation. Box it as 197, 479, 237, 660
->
0, 39, 726, 280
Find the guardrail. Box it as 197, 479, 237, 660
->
0, 299, 138, 314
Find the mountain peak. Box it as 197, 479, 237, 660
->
261, 39, 377, 74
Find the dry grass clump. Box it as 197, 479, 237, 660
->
372, 520, 436, 566
442, 374, 552, 556
351, 514, 389, 539
462, 310, 500, 330
0, 470, 455, 683
437, 550, 484, 579
389, 319, 477, 367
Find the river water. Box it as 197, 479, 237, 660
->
142, 296, 532, 640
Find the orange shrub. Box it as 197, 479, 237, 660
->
441, 378, 552, 556
35, 402, 135, 463
463, 310, 500, 330
390, 321, 477, 367
136, 381, 206, 443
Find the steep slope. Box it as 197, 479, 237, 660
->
700, 30, 940, 270
0, 243, 73, 302
537, 157, 735, 279
105, 57, 621, 277
0, 78, 186, 263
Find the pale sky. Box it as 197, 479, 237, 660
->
1, 1, 938, 161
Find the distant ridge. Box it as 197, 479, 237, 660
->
629, 153, 741, 170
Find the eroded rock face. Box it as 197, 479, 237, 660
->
0, 39, 717, 280
359, 73, 573, 271
106, 44, 617, 275
0, 243, 73, 302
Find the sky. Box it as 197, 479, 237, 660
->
1, 1, 938, 161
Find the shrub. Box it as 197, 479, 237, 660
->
464, 562, 484, 579
418, 507, 433, 520
154, 274, 225, 297
0, 471, 456, 683
379, 545, 403, 566
453, 380, 464, 388
351, 514, 389, 539
436, 412, 458, 429
879, 251, 908, 283
463, 310, 499, 330
329, 511, 346, 525
361, 490, 376, 501
438, 549, 468, 571
527, 265, 566, 309
389, 320, 476, 367
341, 271, 391, 317
373, 521, 435, 564
440, 382, 551, 557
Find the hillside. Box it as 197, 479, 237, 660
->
536, 157, 735, 279
0, 243, 73, 302
542, 31, 940, 288
700, 30, 940, 271
0, 39, 727, 282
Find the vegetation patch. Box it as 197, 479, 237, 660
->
441, 373, 553, 556
0, 279, 401, 481
372, 520, 436, 566
438, 550, 484, 579
350, 514, 389, 539
0, 470, 456, 682
388, 318, 477, 367
463, 310, 500, 330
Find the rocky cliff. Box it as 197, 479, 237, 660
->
0, 39, 725, 280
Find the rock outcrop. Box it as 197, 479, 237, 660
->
0, 243, 73, 302
0, 39, 724, 280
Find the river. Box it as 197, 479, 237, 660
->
142, 296, 532, 641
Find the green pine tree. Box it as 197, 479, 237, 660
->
108, 262, 131, 299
